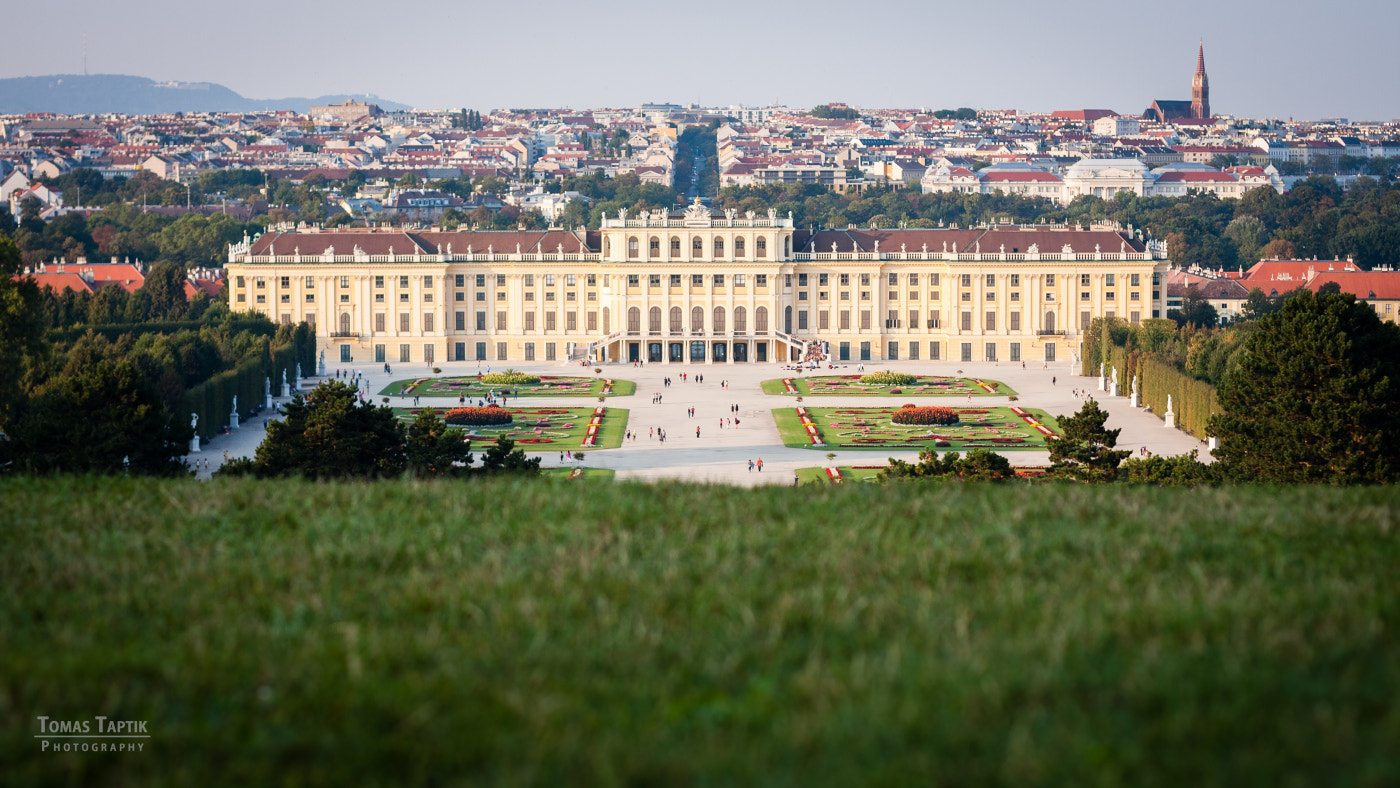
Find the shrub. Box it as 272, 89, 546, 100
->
444, 406, 513, 426
861, 371, 917, 386
892, 405, 959, 426
480, 369, 540, 385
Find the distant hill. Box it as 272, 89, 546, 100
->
0, 74, 412, 115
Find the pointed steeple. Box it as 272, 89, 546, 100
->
1191, 40, 1210, 120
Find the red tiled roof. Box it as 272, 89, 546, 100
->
1304, 271, 1400, 300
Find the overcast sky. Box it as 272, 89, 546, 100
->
4, 0, 1397, 120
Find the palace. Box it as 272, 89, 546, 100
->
225, 202, 1170, 367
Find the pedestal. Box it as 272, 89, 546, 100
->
1208, 436, 1219, 451
318, 359, 326, 376
1110, 382, 1119, 398
230, 413, 240, 430
1098, 376, 1106, 391
265, 395, 273, 409
1164, 412, 1176, 429
1130, 393, 1139, 408
190, 436, 201, 453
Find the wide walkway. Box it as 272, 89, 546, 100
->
191, 357, 1208, 485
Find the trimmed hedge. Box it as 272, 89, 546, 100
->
480, 370, 541, 385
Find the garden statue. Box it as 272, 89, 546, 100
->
1165, 395, 1176, 430
230, 396, 240, 429
1130, 376, 1139, 408
281, 369, 288, 397
189, 413, 200, 453
265, 376, 273, 408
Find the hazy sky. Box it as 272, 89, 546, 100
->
5, 0, 1397, 120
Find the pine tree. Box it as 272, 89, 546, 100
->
253, 380, 407, 479
1209, 289, 1400, 483
1049, 399, 1131, 482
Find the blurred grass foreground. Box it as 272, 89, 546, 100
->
2, 477, 1398, 786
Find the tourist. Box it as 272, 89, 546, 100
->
748, 460, 754, 472
696, 426, 700, 438
756, 458, 763, 471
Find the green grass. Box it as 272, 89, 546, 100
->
2, 478, 1398, 785
390, 406, 629, 450
380, 375, 636, 399
761, 375, 1015, 397
774, 406, 1060, 451
796, 465, 887, 484
541, 467, 617, 480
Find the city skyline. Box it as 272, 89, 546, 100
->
3, 0, 1398, 121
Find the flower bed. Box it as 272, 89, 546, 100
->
860, 371, 917, 386
444, 406, 513, 426
891, 405, 959, 426
779, 406, 1056, 451
480, 369, 541, 385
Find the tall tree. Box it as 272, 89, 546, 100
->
253, 381, 407, 479
0, 235, 43, 427
406, 409, 473, 477
4, 359, 191, 476
1049, 399, 1131, 482
1209, 289, 1400, 484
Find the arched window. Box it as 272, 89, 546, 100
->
670, 236, 680, 256
692, 236, 703, 255
602, 307, 610, 334
733, 306, 747, 334
1045, 311, 1056, 333
713, 237, 725, 258
735, 236, 746, 258
691, 306, 705, 334
784, 236, 791, 257
627, 306, 641, 334
755, 306, 769, 334
713, 306, 726, 334
649, 236, 660, 256
340, 313, 351, 334
628, 236, 639, 259
670, 306, 683, 334
756, 237, 767, 258
648, 306, 661, 334
604, 238, 611, 257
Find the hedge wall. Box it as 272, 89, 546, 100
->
182, 323, 317, 439
1101, 343, 1218, 440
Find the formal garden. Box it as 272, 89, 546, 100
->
774, 404, 1059, 450
797, 464, 1050, 484
761, 371, 1015, 397
391, 405, 628, 450
380, 370, 636, 399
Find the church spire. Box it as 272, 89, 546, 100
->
1191, 40, 1210, 120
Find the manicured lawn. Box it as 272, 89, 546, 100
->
391, 405, 628, 450
796, 465, 887, 485
542, 467, 617, 480
761, 374, 1015, 397
381, 375, 636, 399
774, 405, 1060, 450
3, 478, 1398, 785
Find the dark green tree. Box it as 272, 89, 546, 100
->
4, 359, 192, 476
253, 380, 407, 479
0, 235, 44, 427
1209, 289, 1400, 484
477, 436, 541, 476
1049, 399, 1131, 482
1118, 451, 1223, 487
406, 409, 473, 478
880, 448, 1013, 482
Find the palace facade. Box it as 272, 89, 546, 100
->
225, 202, 1170, 366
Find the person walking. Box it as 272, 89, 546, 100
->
756, 458, 763, 472
696, 426, 701, 438
748, 459, 754, 472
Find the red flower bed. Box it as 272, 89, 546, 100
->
444, 406, 513, 426
891, 405, 959, 426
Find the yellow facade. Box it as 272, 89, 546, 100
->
225, 205, 1170, 366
